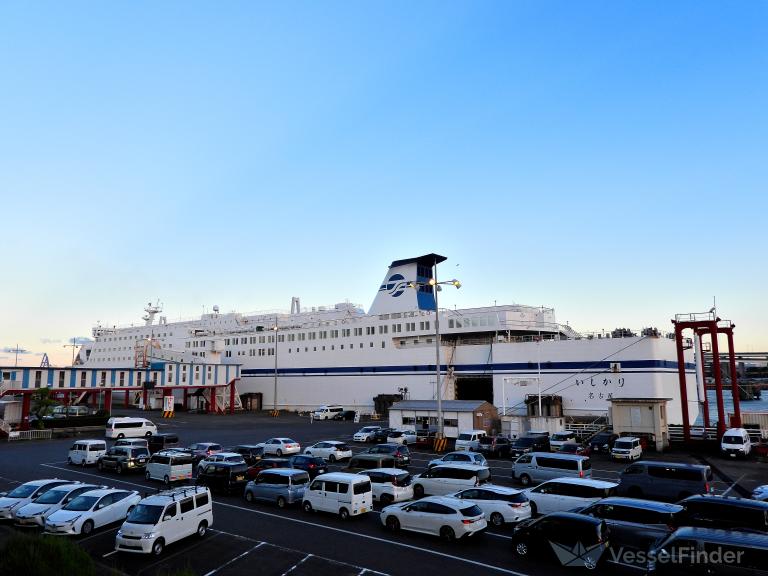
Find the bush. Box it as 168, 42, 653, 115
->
0, 532, 95, 576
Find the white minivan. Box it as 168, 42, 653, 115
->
302, 472, 373, 519
721, 428, 753, 458
145, 450, 194, 487
68, 440, 108, 466
116, 486, 213, 555
455, 430, 487, 451
106, 417, 157, 439
312, 405, 344, 420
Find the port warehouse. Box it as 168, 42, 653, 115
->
0, 362, 241, 430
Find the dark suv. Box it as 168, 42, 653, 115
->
97, 446, 149, 474
147, 433, 179, 454
232, 445, 265, 465
478, 435, 512, 458
366, 443, 411, 467
512, 512, 610, 567
196, 461, 249, 494
288, 455, 328, 478
246, 458, 290, 480
588, 432, 619, 454
678, 495, 768, 532
510, 435, 550, 458
371, 428, 395, 443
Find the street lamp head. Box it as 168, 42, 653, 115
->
428, 278, 437, 286
450, 280, 461, 289
407, 281, 417, 289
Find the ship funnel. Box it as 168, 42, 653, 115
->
368, 254, 446, 315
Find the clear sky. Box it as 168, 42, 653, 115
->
1, 1, 766, 366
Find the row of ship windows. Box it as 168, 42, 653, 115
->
31, 370, 162, 387
92, 344, 173, 353
216, 322, 432, 348
222, 339, 441, 357
97, 334, 172, 342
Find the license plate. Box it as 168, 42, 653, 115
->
236, 475, 244, 481
360, 507, 367, 513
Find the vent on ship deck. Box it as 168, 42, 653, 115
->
455, 376, 493, 403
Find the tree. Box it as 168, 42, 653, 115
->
31, 388, 57, 429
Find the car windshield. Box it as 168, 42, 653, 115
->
553, 433, 572, 440
514, 438, 535, 447
393, 473, 412, 486
131, 448, 149, 457
34, 489, 69, 504
7, 484, 41, 498
478, 437, 492, 445
593, 434, 611, 443
64, 495, 99, 511
615, 441, 633, 449
361, 428, 377, 433
457, 434, 472, 441
723, 435, 744, 444
390, 432, 403, 437
126, 504, 163, 525
334, 444, 349, 451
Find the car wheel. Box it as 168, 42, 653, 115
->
152, 538, 165, 556
329, 454, 336, 463
117, 433, 125, 439
276, 449, 282, 457
413, 484, 424, 499
116, 464, 123, 475
97, 461, 103, 471
145, 431, 152, 437
440, 526, 456, 542
519, 474, 531, 487
514, 539, 530, 558
197, 521, 208, 538
245, 491, 254, 503
339, 507, 350, 520
81, 458, 86, 468
380, 494, 393, 506
163, 475, 170, 487
81, 519, 94, 536
302, 501, 313, 513
145, 471, 151, 481
277, 496, 286, 509
385, 516, 400, 533
490, 512, 504, 527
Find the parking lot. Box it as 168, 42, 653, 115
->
1, 410, 766, 576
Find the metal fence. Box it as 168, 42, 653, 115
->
7, 429, 53, 441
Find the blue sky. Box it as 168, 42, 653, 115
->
1, 1, 766, 365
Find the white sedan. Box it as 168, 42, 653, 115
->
304, 441, 353, 462
45, 488, 141, 535
196, 452, 245, 472
386, 430, 417, 445
380, 495, 487, 541
353, 426, 382, 443
14, 483, 103, 528
449, 486, 532, 527
0, 479, 71, 520
262, 438, 301, 457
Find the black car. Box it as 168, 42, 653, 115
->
97, 446, 149, 474
365, 443, 410, 467
512, 512, 610, 569
371, 428, 396, 443
332, 410, 357, 421
678, 495, 768, 532
196, 461, 249, 494
578, 497, 682, 561
588, 432, 619, 454
287, 455, 328, 478
147, 433, 179, 454
231, 444, 265, 466
478, 435, 512, 458
246, 458, 290, 480
509, 435, 550, 458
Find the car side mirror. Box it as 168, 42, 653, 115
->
163, 515, 172, 522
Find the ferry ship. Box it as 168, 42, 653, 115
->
77, 254, 699, 424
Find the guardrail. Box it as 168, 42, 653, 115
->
8, 429, 53, 441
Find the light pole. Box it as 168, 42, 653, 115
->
63, 339, 79, 366
272, 317, 279, 413
408, 269, 461, 439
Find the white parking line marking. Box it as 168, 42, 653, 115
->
486, 531, 513, 540
721, 474, 746, 497
280, 553, 312, 576
214, 500, 531, 575
40, 464, 149, 490
203, 542, 265, 576
102, 550, 119, 558
80, 526, 119, 543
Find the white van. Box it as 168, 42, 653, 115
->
145, 450, 194, 487
68, 440, 107, 466
116, 486, 213, 555
455, 430, 487, 451
312, 405, 344, 420
611, 437, 643, 461
302, 472, 373, 519
412, 464, 491, 497
721, 428, 752, 458
106, 417, 157, 439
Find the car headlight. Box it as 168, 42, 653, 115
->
65, 515, 81, 525
34, 507, 50, 517
142, 532, 157, 539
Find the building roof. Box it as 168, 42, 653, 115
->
390, 253, 447, 268
390, 400, 491, 412
608, 397, 672, 403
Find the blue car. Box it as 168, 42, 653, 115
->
244, 469, 310, 508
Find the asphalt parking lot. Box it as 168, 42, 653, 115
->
1, 409, 765, 576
